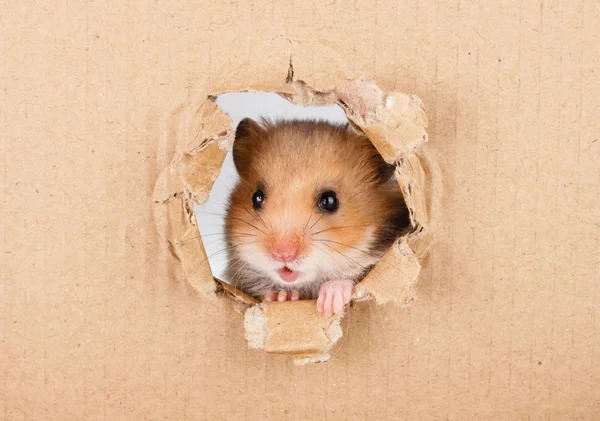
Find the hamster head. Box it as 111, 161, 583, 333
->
225, 118, 409, 298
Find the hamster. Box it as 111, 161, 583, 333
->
224, 118, 410, 317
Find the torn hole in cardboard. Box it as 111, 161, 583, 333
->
153, 77, 433, 365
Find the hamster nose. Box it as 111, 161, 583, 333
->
269, 240, 298, 262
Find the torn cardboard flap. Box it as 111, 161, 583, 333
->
187, 100, 234, 153
244, 300, 343, 365
174, 203, 216, 297
354, 237, 421, 306
152, 100, 232, 205
156, 77, 433, 362
176, 141, 229, 206
336, 77, 429, 163
175, 100, 233, 206
216, 279, 260, 305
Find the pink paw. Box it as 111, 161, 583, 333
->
316, 279, 353, 317
263, 290, 300, 302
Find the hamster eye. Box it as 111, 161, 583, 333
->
318, 191, 339, 212
252, 189, 265, 210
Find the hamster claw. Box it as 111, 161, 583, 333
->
316, 279, 353, 317
263, 290, 300, 302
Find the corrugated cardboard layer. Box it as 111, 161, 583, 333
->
2, 0, 599, 419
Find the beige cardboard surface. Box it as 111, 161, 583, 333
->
2, 0, 599, 420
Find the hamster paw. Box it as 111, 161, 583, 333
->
263, 290, 300, 302
316, 279, 353, 317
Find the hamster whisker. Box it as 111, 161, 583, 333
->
199, 232, 256, 248
200, 237, 230, 248
313, 243, 370, 272
313, 239, 381, 256
199, 231, 256, 237
222, 257, 245, 275
197, 241, 261, 269
238, 202, 269, 231
195, 210, 229, 217
312, 243, 336, 260
132, 236, 250, 278
201, 233, 256, 248
302, 209, 316, 235
310, 225, 371, 236
172, 234, 209, 247
223, 215, 266, 234
229, 261, 252, 290
307, 212, 325, 232
221, 257, 248, 283
313, 239, 410, 277
196, 210, 265, 234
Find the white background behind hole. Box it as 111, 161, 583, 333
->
194, 92, 348, 282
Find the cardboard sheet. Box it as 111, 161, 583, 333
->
2, 0, 599, 419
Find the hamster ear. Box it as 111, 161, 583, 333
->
374, 159, 397, 184
235, 117, 265, 141
232, 118, 265, 178
364, 139, 396, 184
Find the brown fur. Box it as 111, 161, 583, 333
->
225, 118, 410, 300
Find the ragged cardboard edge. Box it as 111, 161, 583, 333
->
353, 237, 421, 306
335, 77, 429, 162
152, 195, 217, 297
353, 150, 436, 305
215, 279, 260, 305
173, 100, 234, 207
330, 78, 433, 306
156, 75, 435, 361
176, 215, 216, 296
153, 100, 233, 205
176, 141, 230, 205
152, 99, 234, 296
244, 301, 343, 365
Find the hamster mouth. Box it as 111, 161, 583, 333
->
277, 266, 300, 283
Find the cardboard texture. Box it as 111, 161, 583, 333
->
2, 0, 599, 419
